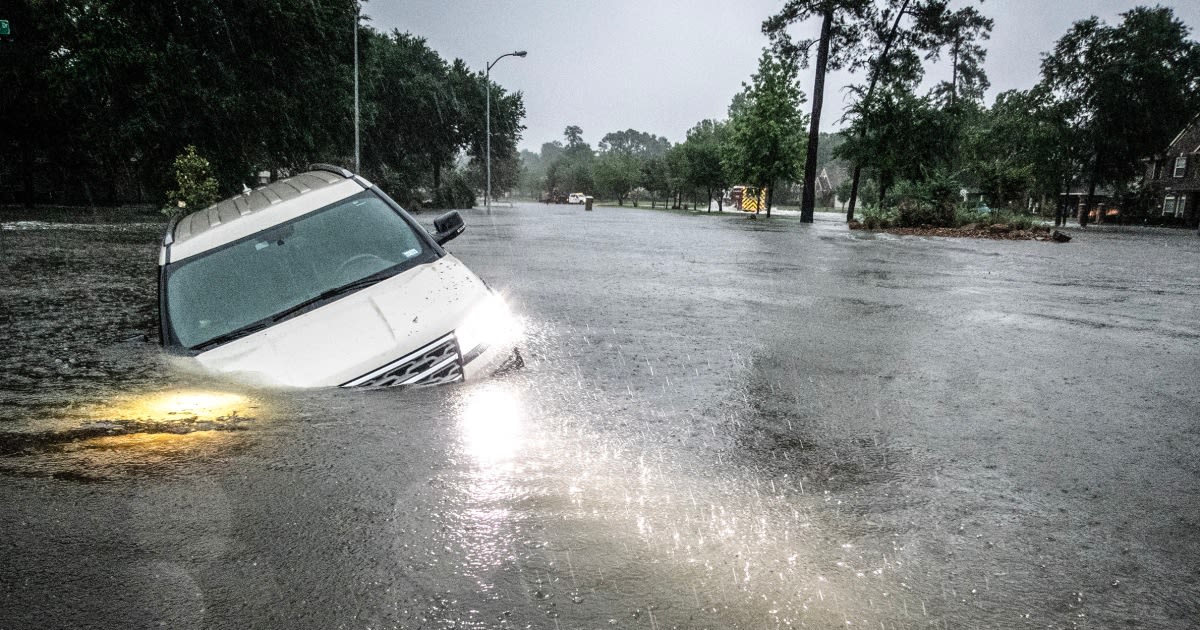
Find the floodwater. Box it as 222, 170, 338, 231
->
1, 205, 1198, 629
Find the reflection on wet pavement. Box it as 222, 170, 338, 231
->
2, 208, 1199, 628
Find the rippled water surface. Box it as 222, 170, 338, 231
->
2, 208, 1199, 628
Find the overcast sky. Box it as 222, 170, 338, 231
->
362, 1, 1200, 153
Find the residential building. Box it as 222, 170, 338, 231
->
1145, 116, 1200, 227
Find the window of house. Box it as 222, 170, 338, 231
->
1162, 195, 1177, 216
1174, 156, 1188, 178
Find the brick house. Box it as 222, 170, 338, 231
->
1145, 117, 1200, 227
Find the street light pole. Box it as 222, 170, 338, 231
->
485, 50, 526, 214
353, 3, 360, 173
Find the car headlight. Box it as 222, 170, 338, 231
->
455, 294, 521, 362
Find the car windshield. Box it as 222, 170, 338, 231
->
163, 190, 435, 350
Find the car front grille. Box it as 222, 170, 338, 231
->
341, 334, 463, 389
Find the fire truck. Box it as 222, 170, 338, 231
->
727, 185, 768, 212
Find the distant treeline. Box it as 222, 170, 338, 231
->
0, 1, 524, 209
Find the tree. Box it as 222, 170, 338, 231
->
837, 0, 992, 222
0, 2, 527, 210
680, 119, 731, 212
724, 50, 808, 218
593, 152, 639, 204
835, 84, 953, 206
1040, 6, 1200, 220
598, 129, 671, 158
639, 155, 672, 208
593, 128, 669, 204
546, 126, 595, 194
764, 0, 874, 222
924, 5, 994, 107
961, 87, 1079, 210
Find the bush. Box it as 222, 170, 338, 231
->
991, 210, 1037, 230
163, 145, 219, 218
954, 204, 989, 227
430, 169, 476, 210
891, 170, 961, 227
861, 206, 897, 229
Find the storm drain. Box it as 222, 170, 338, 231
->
341, 334, 463, 389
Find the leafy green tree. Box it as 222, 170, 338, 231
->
598, 129, 671, 158
680, 119, 731, 211
1040, 6, 1200, 219
665, 144, 692, 209
593, 152, 639, 204
593, 128, 669, 204
961, 88, 1080, 209
0, 2, 526, 211
640, 156, 672, 208
835, 84, 954, 206
546, 126, 595, 194
724, 50, 808, 218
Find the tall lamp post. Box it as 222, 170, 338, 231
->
485, 50, 526, 213
353, 3, 361, 173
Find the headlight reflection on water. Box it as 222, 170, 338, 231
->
450, 382, 532, 583
96, 389, 256, 424
457, 382, 525, 466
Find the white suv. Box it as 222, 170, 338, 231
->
568, 192, 586, 204
157, 165, 521, 388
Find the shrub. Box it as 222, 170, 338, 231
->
991, 210, 1037, 230
861, 205, 897, 229
163, 145, 220, 218
430, 169, 476, 209
891, 169, 961, 227
954, 203, 989, 227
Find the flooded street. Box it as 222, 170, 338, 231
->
2, 204, 1199, 629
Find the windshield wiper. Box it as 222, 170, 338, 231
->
270, 274, 389, 324
192, 320, 273, 352
189, 273, 393, 352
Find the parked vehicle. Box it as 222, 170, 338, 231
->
568, 192, 587, 204
540, 190, 569, 204
157, 164, 522, 388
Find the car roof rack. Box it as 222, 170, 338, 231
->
308, 163, 354, 178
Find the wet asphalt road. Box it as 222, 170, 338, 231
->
1, 203, 1199, 629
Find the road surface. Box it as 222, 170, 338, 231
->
1, 204, 1198, 628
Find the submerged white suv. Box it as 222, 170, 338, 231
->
157, 165, 521, 389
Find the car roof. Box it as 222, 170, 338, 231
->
163, 170, 365, 264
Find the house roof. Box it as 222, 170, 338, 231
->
1165, 113, 1200, 153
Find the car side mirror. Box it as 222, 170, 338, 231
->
432, 210, 465, 245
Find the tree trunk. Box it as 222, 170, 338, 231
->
801, 8, 834, 224
433, 163, 442, 190
766, 182, 774, 218
847, 164, 863, 221
1081, 172, 1097, 228
950, 40, 959, 108
21, 141, 35, 208
845, 0, 911, 222
706, 186, 713, 212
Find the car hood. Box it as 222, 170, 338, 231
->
190, 255, 489, 388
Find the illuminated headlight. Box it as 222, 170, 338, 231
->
455, 294, 521, 363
